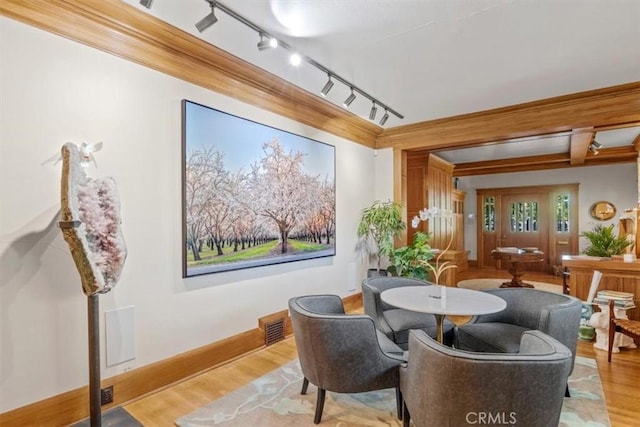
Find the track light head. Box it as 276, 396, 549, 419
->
320, 76, 334, 97
591, 140, 603, 150
139, 0, 153, 9
369, 102, 377, 120
343, 89, 356, 108
289, 53, 302, 66
589, 144, 599, 155
257, 34, 278, 51
196, 5, 218, 33
379, 110, 389, 126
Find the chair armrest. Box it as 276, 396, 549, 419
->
362, 281, 393, 337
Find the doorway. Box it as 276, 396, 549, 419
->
476, 184, 579, 274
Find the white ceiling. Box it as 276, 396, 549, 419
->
124, 0, 640, 161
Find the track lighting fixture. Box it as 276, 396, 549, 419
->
289, 53, 302, 66
591, 140, 603, 150
320, 75, 334, 97
589, 144, 599, 155
193, 0, 403, 121
379, 110, 389, 126
139, 0, 153, 8
257, 33, 278, 51
343, 89, 356, 108
196, 2, 218, 33
369, 102, 377, 120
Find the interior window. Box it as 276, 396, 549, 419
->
556, 193, 570, 232
483, 197, 496, 232
510, 201, 539, 232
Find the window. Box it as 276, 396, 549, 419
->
510, 201, 538, 232
555, 193, 570, 232
483, 197, 495, 232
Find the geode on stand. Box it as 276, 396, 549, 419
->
60, 143, 127, 295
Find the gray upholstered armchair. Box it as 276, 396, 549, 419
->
401, 329, 572, 427
288, 294, 406, 424
362, 276, 455, 349
456, 288, 581, 395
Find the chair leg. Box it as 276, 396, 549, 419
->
608, 322, 616, 363
301, 377, 309, 395
565, 384, 570, 398
314, 388, 326, 424
396, 388, 403, 420
403, 402, 411, 427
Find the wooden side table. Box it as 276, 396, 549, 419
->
491, 249, 545, 288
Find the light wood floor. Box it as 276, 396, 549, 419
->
125, 268, 639, 426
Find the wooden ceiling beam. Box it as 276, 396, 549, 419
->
453, 146, 637, 176
569, 128, 594, 165
378, 82, 640, 150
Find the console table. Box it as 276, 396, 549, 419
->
562, 256, 640, 321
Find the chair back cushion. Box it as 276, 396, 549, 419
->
401, 330, 571, 427
288, 294, 402, 394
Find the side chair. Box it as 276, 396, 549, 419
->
288, 294, 406, 424
608, 299, 640, 362
401, 329, 572, 427
362, 276, 455, 349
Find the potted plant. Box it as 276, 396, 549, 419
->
387, 231, 435, 279
581, 224, 632, 257
356, 200, 405, 275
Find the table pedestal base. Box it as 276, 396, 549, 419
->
499, 264, 535, 288
500, 280, 534, 288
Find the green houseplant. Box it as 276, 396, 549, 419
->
356, 200, 406, 274
387, 231, 435, 279
581, 224, 632, 257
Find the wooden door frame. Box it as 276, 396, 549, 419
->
476, 184, 579, 272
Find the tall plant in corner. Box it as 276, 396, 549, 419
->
356, 200, 406, 274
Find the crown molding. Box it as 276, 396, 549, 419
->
0, 0, 380, 147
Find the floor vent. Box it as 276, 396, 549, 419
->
265, 318, 285, 346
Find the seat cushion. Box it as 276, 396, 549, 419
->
376, 329, 406, 360
383, 308, 455, 349
456, 322, 530, 353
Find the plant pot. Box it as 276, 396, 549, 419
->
367, 269, 388, 278
578, 325, 595, 341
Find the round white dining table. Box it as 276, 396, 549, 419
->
381, 286, 507, 343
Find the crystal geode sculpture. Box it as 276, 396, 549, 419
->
60, 143, 127, 295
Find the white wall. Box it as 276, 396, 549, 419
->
0, 17, 376, 412
458, 165, 636, 260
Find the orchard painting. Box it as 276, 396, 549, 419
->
181, 100, 336, 277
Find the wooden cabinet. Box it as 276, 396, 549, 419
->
562, 257, 640, 321
452, 189, 465, 251
405, 152, 467, 286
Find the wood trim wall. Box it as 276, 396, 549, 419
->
0, 293, 362, 425
0, 0, 381, 147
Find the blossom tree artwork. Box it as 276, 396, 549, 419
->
182, 100, 336, 277
60, 142, 127, 295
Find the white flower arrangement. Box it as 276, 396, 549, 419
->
411, 207, 455, 285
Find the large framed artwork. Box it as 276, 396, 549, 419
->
181, 100, 336, 278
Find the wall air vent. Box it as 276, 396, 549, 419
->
264, 318, 285, 346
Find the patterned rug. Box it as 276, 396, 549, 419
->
457, 278, 563, 294
175, 356, 609, 426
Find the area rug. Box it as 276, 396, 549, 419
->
175, 356, 609, 427
457, 278, 563, 294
